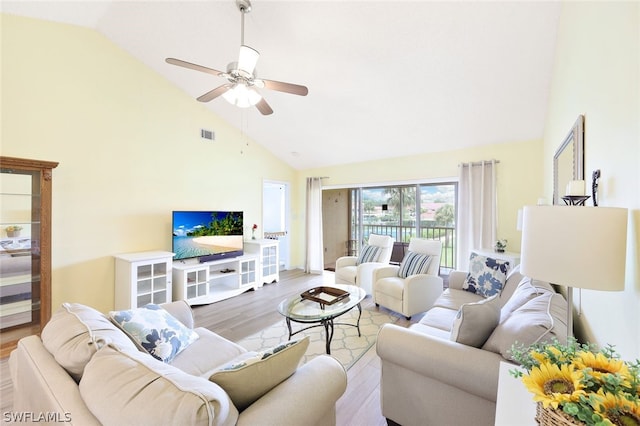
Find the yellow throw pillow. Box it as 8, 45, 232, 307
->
209, 337, 309, 411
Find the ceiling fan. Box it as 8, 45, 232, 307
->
165, 0, 308, 115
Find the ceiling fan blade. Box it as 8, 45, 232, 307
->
237, 45, 260, 74
259, 79, 309, 96
197, 84, 232, 102
166, 58, 225, 76
255, 98, 274, 115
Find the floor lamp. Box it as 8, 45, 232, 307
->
519, 205, 627, 338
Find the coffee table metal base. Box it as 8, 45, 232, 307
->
284, 303, 362, 355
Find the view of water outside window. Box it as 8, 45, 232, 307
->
352, 183, 457, 269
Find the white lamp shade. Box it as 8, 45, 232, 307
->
238, 45, 259, 74
520, 205, 627, 291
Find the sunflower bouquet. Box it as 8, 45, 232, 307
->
510, 338, 640, 426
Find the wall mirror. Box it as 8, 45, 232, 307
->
553, 115, 584, 205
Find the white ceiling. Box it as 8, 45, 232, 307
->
2, 0, 561, 170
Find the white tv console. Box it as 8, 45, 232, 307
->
172, 253, 258, 305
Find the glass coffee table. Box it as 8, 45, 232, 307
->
277, 284, 366, 355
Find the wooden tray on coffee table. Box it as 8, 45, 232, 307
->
300, 286, 350, 308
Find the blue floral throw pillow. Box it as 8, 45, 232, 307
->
109, 304, 198, 363
462, 253, 510, 297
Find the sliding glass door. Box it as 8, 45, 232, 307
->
417, 184, 457, 269
347, 182, 457, 269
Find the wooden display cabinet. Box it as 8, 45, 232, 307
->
0, 156, 58, 357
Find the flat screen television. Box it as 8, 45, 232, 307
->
172, 211, 244, 263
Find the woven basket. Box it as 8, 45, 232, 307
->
535, 403, 586, 426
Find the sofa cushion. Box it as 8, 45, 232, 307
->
79, 344, 238, 425
499, 276, 554, 322
419, 306, 460, 332
335, 265, 357, 284
356, 244, 381, 265
450, 295, 500, 347
409, 322, 452, 340
398, 252, 432, 278
431, 288, 484, 311
482, 292, 567, 360
110, 304, 199, 364
41, 303, 139, 382
170, 327, 247, 376
209, 337, 309, 411
374, 276, 405, 300
462, 252, 510, 297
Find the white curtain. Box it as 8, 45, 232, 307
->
305, 177, 324, 274
457, 160, 498, 271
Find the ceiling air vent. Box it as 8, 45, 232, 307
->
201, 129, 215, 141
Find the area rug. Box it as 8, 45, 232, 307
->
236, 307, 398, 370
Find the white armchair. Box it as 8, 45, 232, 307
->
373, 238, 443, 319
334, 234, 395, 295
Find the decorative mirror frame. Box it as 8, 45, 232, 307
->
553, 115, 585, 205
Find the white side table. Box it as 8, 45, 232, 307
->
495, 361, 536, 426
472, 248, 521, 268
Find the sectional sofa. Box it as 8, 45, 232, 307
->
9, 300, 347, 425
376, 264, 568, 426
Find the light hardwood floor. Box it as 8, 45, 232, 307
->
1, 269, 428, 425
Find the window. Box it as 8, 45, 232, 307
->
347, 182, 457, 270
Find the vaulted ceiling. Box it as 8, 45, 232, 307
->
2, 1, 561, 169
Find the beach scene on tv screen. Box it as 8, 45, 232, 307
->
173, 211, 243, 260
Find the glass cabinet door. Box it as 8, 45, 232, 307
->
0, 157, 58, 357
0, 171, 38, 329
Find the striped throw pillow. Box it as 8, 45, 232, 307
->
398, 252, 432, 278
355, 244, 382, 265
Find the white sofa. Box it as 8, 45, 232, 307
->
335, 234, 395, 294
9, 301, 347, 426
376, 266, 567, 426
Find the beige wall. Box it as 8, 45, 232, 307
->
302, 139, 545, 259
322, 189, 350, 267
1, 15, 299, 313
541, 2, 639, 359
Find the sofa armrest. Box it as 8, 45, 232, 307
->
356, 262, 388, 293
373, 265, 400, 281
404, 274, 444, 312
237, 355, 347, 426
376, 324, 505, 402
161, 300, 195, 329
448, 270, 468, 290
10, 336, 102, 425
335, 256, 357, 270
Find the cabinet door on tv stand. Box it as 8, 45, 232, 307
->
186, 267, 209, 300
244, 239, 279, 285
239, 257, 257, 288
114, 251, 174, 310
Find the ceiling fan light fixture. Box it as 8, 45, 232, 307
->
238, 45, 259, 74
222, 83, 262, 108
165, 0, 307, 115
